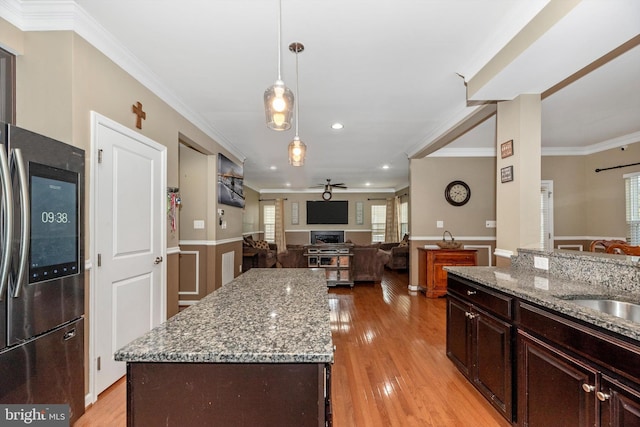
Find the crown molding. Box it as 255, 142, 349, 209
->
259, 187, 397, 195
0, 0, 246, 162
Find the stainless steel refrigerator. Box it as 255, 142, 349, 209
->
0, 123, 85, 423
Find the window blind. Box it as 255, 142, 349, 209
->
625, 172, 640, 245
263, 205, 275, 242
371, 205, 386, 242
400, 201, 409, 237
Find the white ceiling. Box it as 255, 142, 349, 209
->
4, 0, 640, 191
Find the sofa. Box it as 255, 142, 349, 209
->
277, 245, 307, 268
351, 245, 390, 283
242, 236, 277, 271
380, 235, 410, 270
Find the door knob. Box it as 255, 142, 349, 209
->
596, 391, 610, 402
154, 256, 163, 264
582, 384, 595, 393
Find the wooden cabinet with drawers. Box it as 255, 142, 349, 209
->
417, 248, 477, 298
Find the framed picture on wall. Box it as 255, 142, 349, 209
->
356, 201, 364, 225
291, 202, 299, 225
501, 165, 514, 183
500, 140, 514, 159
217, 153, 245, 208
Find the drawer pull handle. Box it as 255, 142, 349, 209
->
464, 311, 478, 319
582, 384, 595, 393
467, 290, 476, 296
596, 391, 610, 402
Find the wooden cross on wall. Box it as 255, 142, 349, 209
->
132, 101, 146, 129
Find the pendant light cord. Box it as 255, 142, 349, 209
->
277, 0, 282, 81
295, 50, 299, 137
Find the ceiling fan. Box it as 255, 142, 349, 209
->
315, 179, 347, 201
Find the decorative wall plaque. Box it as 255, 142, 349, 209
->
501, 139, 514, 159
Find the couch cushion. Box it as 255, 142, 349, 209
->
253, 240, 271, 250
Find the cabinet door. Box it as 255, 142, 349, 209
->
473, 308, 512, 419
446, 295, 472, 378
599, 375, 640, 427
518, 331, 596, 427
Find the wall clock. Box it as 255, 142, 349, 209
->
445, 180, 471, 206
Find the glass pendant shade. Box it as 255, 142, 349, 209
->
264, 80, 294, 131
288, 136, 306, 166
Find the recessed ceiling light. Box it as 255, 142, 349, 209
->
382, 164, 390, 169
270, 165, 277, 170
365, 182, 371, 186
285, 182, 291, 187
331, 123, 344, 130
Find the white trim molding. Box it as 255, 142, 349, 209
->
167, 246, 181, 255
494, 248, 514, 259
178, 251, 200, 296
179, 237, 243, 246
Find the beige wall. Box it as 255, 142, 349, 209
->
542, 141, 640, 240
251, 190, 403, 245
409, 156, 496, 287
179, 144, 209, 241
410, 157, 496, 237
243, 186, 260, 235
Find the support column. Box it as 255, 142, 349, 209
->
495, 94, 541, 267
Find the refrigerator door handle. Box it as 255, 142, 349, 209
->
11, 148, 29, 298
0, 148, 13, 301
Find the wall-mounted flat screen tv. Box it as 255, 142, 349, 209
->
306, 201, 348, 224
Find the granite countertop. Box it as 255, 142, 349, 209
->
115, 268, 334, 364
445, 265, 640, 342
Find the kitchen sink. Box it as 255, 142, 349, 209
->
570, 299, 640, 324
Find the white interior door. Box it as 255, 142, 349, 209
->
91, 113, 166, 397
541, 180, 554, 250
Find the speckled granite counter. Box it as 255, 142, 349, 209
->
446, 248, 640, 342
116, 268, 334, 426
115, 268, 334, 363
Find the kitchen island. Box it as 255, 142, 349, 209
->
115, 268, 334, 427
445, 248, 640, 426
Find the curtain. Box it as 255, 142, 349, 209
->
394, 196, 402, 242
274, 198, 287, 253
384, 197, 398, 243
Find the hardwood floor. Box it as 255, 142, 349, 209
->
76, 269, 510, 426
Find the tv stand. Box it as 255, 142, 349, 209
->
304, 244, 353, 287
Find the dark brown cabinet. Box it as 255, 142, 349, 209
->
418, 248, 477, 298
518, 331, 596, 427
446, 276, 513, 421
517, 301, 640, 427
600, 375, 640, 427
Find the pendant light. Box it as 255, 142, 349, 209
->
288, 42, 306, 167
264, 0, 294, 131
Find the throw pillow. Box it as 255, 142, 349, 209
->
254, 240, 271, 250
244, 235, 256, 247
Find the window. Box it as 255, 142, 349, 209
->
0, 47, 16, 124
625, 173, 640, 245
399, 201, 408, 237
371, 205, 386, 242
263, 205, 275, 242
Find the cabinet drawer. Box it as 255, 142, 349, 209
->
448, 275, 513, 320
517, 301, 640, 384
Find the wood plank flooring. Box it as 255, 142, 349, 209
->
75, 269, 510, 426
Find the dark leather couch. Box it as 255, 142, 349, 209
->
351, 245, 390, 283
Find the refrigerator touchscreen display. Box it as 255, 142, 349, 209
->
29, 163, 79, 283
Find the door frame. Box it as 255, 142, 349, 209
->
87, 111, 167, 405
